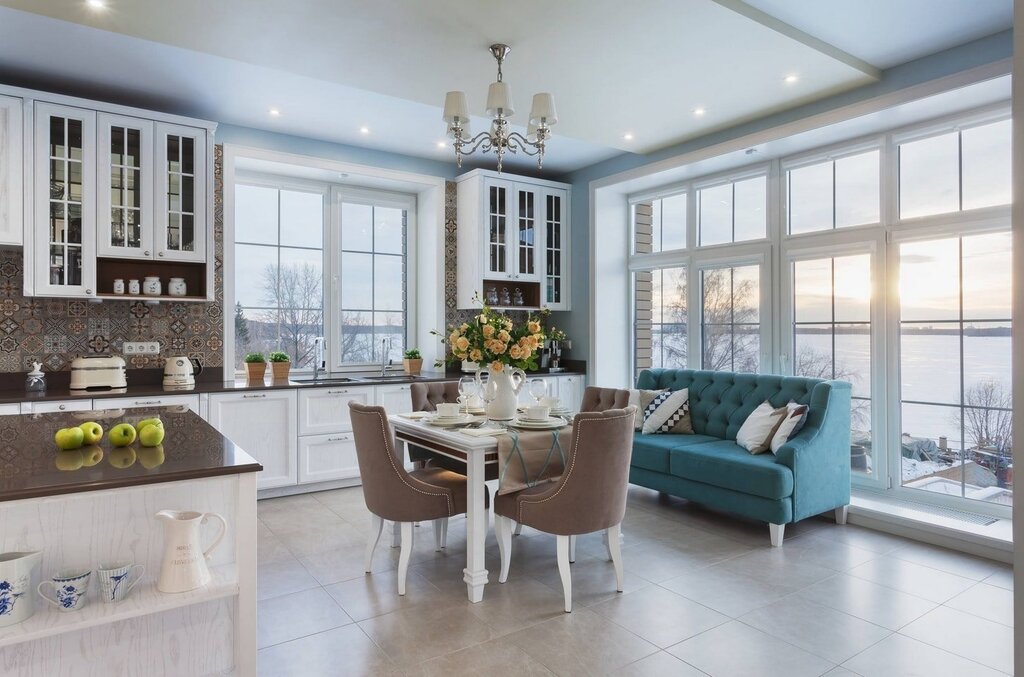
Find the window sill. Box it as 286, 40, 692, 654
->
849, 490, 1011, 564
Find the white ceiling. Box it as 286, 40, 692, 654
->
0, 1, 1010, 173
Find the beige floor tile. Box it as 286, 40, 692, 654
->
258, 624, 397, 677
796, 573, 937, 630
357, 601, 495, 668
611, 651, 707, 677
505, 608, 658, 675
848, 555, 976, 603
899, 605, 1014, 674
273, 521, 369, 558
718, 547, 837, 592
667, 620, 835, 677
822, 668, 862, 677
324, 569, 454, 622
299, 542, 399, 586
945, 582, 1014, 626
257, 552, 321, 602
778, 532, 880, 571
257, 528, 297, 566
983, 565, 1013, 590
842, 633, 1007, 677
660, 564, 795, 617
464, 575, 571, 636
590, 584, 728, 648
260, 502, 351, 533
405, 637, 556, 676
890, 541, 1001, 581
257, 587, 353, 649
815, 525, 909, 554
739, 595, 892, 664
530, 551, 652, 609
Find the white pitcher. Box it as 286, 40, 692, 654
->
476, 365, 526, 421
0, 551, 42, 627
155, 510, 226, 593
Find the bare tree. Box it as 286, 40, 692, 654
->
794, 343, 871, 431
956, 381, 1013, 453
701, 269, 758, 372
258, 263, 323, 367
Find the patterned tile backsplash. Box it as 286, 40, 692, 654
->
0, 145, 225, 373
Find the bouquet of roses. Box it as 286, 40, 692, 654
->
435, 297, 546, 372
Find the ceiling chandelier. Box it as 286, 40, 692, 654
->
442, 44, 558, 173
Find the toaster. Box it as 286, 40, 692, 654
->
69, 355, 128, 390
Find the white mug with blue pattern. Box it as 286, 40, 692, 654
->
37, 570, 90, 612
97, 563, 145, 603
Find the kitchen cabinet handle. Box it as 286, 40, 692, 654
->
85, 289, 93, 295
327, 389, 349, 395
242, 394, 266, 399
327, 435, 350, 442
158, 251, 165, 258
133, 400, 163, 405
58, 404, 66, 411
144, 250, 150, 256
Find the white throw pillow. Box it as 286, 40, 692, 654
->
641, 388, 692, 435
770, 402, 809, 454
736, 400, 788, 454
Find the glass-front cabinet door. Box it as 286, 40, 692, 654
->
154, 122, 206, 262
33, 102, 96, 297
97, 113, 153, 259
484, 179, 509, 278
513, 184, 540, 282
0, 95, 23, 247
543, 188, 569, 309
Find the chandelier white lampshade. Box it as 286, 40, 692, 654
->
485, 81, 515, 117
526, 121, 538, 143
529, 93, 557, 126
442, 91, 470, 124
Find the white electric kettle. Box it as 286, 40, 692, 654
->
163, 356, 202, 389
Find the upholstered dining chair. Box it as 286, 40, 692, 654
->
348, 401, 471, 595
579, 386, 632, 413
409, 381, 461, 412
494, 407, 636, 612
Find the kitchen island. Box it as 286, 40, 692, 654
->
0, 407, 261, 676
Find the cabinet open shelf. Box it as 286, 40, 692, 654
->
96, 257, 208, 300
93, 293, 209, 304
0, 564, 237, 649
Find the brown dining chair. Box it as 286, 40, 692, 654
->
494, 407, 635, 612
349, 401, 471, 595
579, 386, 631, 412
410, 381, 461, 411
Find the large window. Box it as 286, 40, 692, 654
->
634, 267, 686, 373
233, 179, 412, 371
787, 150, 880, 234
700, 265, 760, 372
898, 232, 1012, 505
698, 175, 766, 246
633, 193, 686, 254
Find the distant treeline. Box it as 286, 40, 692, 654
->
794, 325, 1011, 336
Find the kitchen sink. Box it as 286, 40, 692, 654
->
290, 376, 364, 384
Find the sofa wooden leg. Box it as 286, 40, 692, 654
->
769, 523, 785, 547
835, 505, 849, 525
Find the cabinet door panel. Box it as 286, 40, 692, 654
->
298, 433, 359, 484
514, 185, 539, 281
484, 179, 510, 278
559, 375, 583, 412
0, 95, 23, 246
154, 123, 207, 262
96, 113, 154, 260
208, 391, 297, 490
298, 387, 372, 435
33, 102, 97, 297
375, 384, 412, 414
543, 188, 569, 309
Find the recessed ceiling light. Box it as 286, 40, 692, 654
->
86, 0, 106, 8
268, 108, 281, 117
359, 126, 370, 135
693, 108, 706, 117
436, 141, 446, 149
623, 133, 634, 141
784, 74, 799, 84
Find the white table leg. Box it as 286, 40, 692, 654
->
463, 449, 489, 603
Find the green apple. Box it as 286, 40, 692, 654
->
138, 444, 165, 469
78, 421, 103, 445
138, 423, 165, 448
55, 449, 84, 471
109, 423, 137, 447
136, 417, 163, 433
108, 446, 137, 469
81, 445, 104, 467
54, 427, 85, 451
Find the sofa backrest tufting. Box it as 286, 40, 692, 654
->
635, 368, 838, 441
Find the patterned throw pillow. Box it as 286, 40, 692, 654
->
628, 388, 667, 431
641, 388, 693, 435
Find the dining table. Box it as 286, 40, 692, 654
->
388, 413, 501, 603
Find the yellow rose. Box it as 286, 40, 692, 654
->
528, 321, 541, 334
454, 336, 470, 351
509, 345, 523, 360
483, 324, 495, 338
498, 330, 511, 343
479, 314, 488, 324
460, 323, 470, 332
492, 341, 507, 355
490, 361, 504, 373
533, 333, 544, 342
470, 349, 483, 362
449, 331, 460, 344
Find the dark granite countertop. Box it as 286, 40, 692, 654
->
0, 407, 262, 502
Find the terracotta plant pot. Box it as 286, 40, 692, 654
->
271, 361, 291, 381
403, 358, 423, 376
245, 362, 266, 383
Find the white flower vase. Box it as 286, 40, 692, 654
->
476, 365, 525, 421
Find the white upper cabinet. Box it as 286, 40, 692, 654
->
33, 102, 97, 298
456, 169, 570, 310
154, 122, 207, 262
0, 95, 23, 246
97, 113, 154, 259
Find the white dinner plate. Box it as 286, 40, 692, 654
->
509, 417, 567, 430
427, 413, 476, 426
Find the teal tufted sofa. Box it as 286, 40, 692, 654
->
631, 368, 852, 546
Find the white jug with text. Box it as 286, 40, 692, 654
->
155, 510, 227, 593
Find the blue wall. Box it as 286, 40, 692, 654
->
553, 30, 1013, 364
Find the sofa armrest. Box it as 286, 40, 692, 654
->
773, 380, 851, 522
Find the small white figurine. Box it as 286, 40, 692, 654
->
26, 362, 46, 393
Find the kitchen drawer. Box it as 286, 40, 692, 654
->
92, 394, 201, 413
298, 386, 372, 436
21, 399, 94, 414
298, 432, 359, 484
0, 403, 20, 416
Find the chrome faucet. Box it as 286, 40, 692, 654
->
380, 337, 392, 377
312, 337, 326, 381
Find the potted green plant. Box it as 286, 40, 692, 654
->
243, 352, 266, 383
403, 348, 423, 376
269, 351, 291, 381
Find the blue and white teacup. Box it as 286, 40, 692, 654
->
37, 570, 90, 612
96, 563, 145, 603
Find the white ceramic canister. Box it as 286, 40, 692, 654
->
167, 277, 187, 297
112, 278, 125, 295
143, 276, 161, 297
128, 279, 141, 295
